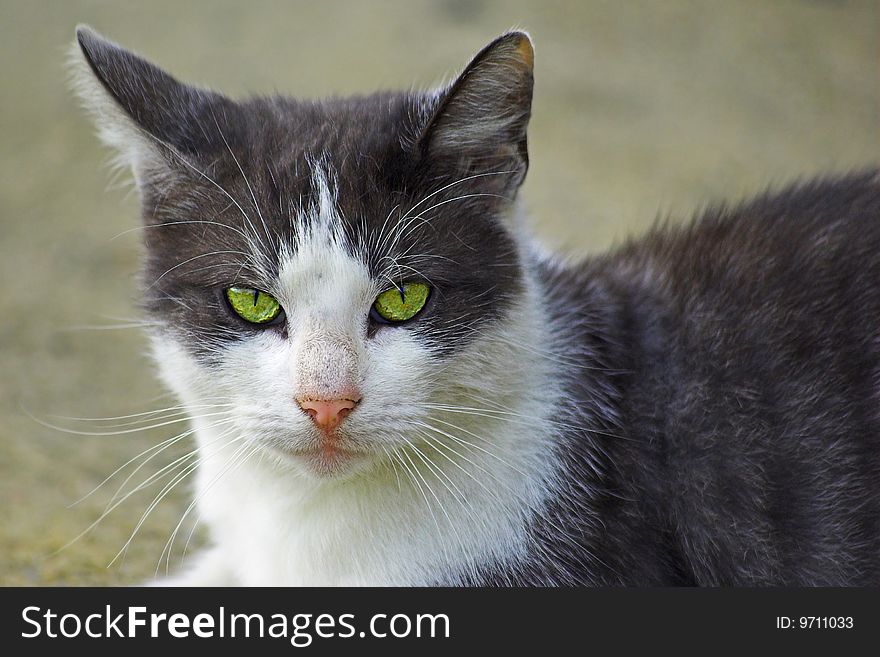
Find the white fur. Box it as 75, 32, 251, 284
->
148, 171, 563, 586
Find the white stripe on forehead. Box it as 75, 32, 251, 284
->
304, 164, 345, 246
273, 162, 373, 333
291, 161, 346, 250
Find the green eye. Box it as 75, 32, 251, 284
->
226, 286, 282, 324
372, 282, 430, 323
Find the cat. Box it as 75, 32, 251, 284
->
72, 25, 880, 586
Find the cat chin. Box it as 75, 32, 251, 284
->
260, 440, 379, 481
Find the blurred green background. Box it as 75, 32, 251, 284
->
1, 0, 877, 585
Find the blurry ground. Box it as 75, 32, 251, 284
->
1, 0, 877, 585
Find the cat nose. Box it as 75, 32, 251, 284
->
296, 397, 360, 431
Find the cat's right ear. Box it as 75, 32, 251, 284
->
70, 25, 231, 186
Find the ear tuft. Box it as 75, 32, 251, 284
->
508, 31, 534, 71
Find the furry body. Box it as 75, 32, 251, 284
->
516, 172, 880, 585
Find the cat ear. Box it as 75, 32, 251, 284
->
419, 31, 534, 194
71, 25, 230, 184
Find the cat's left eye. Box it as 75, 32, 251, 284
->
371, 282, 431, 323
226, 287, 283, 324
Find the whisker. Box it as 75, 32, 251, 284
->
399, 170, 514, 219
211, 112, 274, 253
48, 403, 232, 424
69, 429, 190, 508
60, 322, 161, 332
411, 430, 502, 503
104, 418, 238, 510
389, 448, 447, 559
405, 439, 468, 509
412, 418, 529, 478
109, 431, 246, 567
145, 250, 258, 291
109, 219, 255, 244
381, 445, 403, 494
52, 424, 237, 557
28, 409, 234, 437
159, 438, 257, 575
137, 130, 268, 257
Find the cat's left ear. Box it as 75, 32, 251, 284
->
418, 31, 534, 195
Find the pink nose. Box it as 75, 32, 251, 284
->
296, 397, 360, 431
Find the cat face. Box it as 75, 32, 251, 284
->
74, 27, 535, 479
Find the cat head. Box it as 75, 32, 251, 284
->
73, 26, 540, 480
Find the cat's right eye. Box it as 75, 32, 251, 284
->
226, 287, 283, 324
